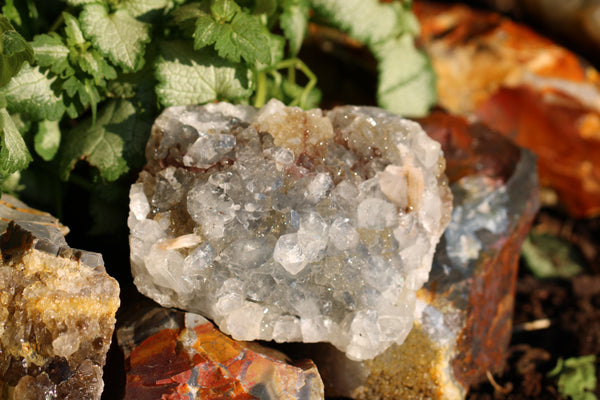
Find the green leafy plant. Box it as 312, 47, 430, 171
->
548, 355, 598, 400
0, 0, 435, 227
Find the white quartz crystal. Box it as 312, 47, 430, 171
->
129, 100, 452, 360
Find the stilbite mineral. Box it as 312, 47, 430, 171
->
129, 99, 452, 360
0, 195, 120, 399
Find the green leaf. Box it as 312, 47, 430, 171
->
254, 31, 284, 71
0, 107, 32, 176
31, 33, 73, 77
521, 232, 585, 279
80, 4, 151, 71
193, 11, 271, 65
549, 356, 597, 400
0, 64, 65, 121
63, 12, 86, 47
2, 0, 22, 27
59, 99, 145, 181
122, 0, 169, 19
78, 49, 118, 84
254, 0, 277, 16
155, 40, 253, 106
34, 119, 61, 161
65, 0, 101, 4
374, 35, 436, 117
210, 0, 240, 22
0, 14, 33, 88
310, 0, 404, 45
281, 0, 309, 56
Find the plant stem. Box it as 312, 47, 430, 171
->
254, 71, 267, 108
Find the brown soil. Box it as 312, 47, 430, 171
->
468, 209, 600, 399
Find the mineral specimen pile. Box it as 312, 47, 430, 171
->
129, 99, 452, 360
0, 195, 120, 399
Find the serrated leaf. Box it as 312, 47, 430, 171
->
31, 33, 73, 76
155, 40, 253, 106
374, 35, 436, 117
310, 0, 404, 45
122, 0, 169, 19
193, 11, 271, 65
210, 0, 240, 22
80, 4, 150, 71
0, 15, 33, 88
0, 107, 31, 176
63, 12, 85, 46
0, 64, 65, 120
59, 99, 144, 181
255, 33, 284, 71
34, 119, 61, 161
281, 0, 309, 56
78, 49, 117, 84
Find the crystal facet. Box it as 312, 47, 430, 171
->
129, 100, 452, 360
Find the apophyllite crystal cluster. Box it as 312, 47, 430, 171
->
128, 99, 452, 360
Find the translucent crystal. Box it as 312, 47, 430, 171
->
129, 100, 452, 360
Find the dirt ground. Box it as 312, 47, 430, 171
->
468, 209, 600, 399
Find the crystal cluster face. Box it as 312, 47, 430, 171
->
129, 100, 452, 360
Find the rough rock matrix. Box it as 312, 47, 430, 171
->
0, 196, 120, 399
129, 99, 452, 360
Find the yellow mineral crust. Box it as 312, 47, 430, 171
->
0, 248, 120, 367
253, 102, 334, 159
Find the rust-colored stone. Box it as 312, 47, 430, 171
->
415, 0, 600, 217
119, 307, 324, 400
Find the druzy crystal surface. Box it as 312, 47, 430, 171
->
129, 100, 452, 360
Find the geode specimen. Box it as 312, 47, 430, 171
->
129, 99, 452, 360
0, 197, 120, 399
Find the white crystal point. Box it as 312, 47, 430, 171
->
129, 99, 453, 360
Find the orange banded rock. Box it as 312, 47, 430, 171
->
118, 305, 324, 400
415, 0, 600, 217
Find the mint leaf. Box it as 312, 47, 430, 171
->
59, 99, 144, 181
31, 33, 73, 77
374, 36, 437, 117
0, 64, 65, 121
210, 0, 240, 23
311, 0, 436, 116
63, 12, 86, 47
122, 0, 169, 19
281, 0, 309, 56
310, 0, 403, 45
155, 40, 253, 106
193, 11, 271, 65
34, 119, 61, 161
0, 14, 33, 88
80, 4, 150, 71
0, 107, 31, 176
78, 49, 118, 84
